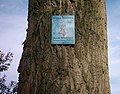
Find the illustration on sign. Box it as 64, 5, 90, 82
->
51, 15, 75, 44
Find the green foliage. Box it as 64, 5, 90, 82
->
0, 75, 17, 94
0, 50, 13, 72
0, 50, 17, 94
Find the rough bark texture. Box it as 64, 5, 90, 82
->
18, 0, 111, 94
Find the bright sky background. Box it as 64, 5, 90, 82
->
0, 0, 120, 94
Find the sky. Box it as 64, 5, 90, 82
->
0, 0, 120, 94
107, 0, 120, 94
0, 0, 27, 82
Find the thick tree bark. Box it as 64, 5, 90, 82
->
18, 0, 111, 94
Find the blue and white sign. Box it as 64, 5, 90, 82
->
51, 15, 75, 44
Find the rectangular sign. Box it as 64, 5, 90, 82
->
51, 15, 75, 44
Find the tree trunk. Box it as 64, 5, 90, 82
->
18, 0, 111, 94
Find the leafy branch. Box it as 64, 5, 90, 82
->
0, 50, 13, 72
